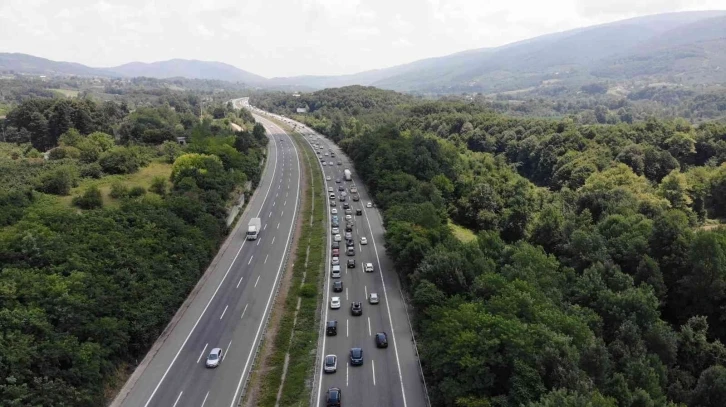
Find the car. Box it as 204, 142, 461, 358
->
324, 354, 338, 373
331, 266, 341, 278
352, 195, 360, 201
326, 387, 342, 407
337, 161, 342, 165
331, 257, 340, 266
330, 200, 336, 207
326, 320, 338, 335
344, 232, 353, 240
325, 152, 329, 156
369, 292, 379, 304
335, 178, 342, 183
332, 248, 340, 256
345, 214, 352, 221
347, 259, 356, 268
345, 209, 352, 215
360, 237, 368, 245
326, 175, 332, 181
331, 227, 339, 235
322, 162, 327, 166
366, 202, 373, 208
331, 241, 340, 249
329, 161, 334, 166
338, 185, 345, 191
343, 202, 350, 209
345, 224, 353, 232
334, 234, 342, 242
375, 332, 388, 348
330, 297, 341, 309
328, 187, 334, 192
332, 220, 339, 227
205, 348, 223, 368
349, 348, 363, 365
351, 301, 362, 316
331, 208, 338, 215
329, 193, 336, 199
339, 195, 346, 202
333, 280, 343, 292
346, 239, 354, 248
365, 263, 374, 272
332, 215, 339, 222
356, 208, 362, 216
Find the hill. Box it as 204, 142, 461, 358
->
107, 59, 266, 84
0, 53, 114, 77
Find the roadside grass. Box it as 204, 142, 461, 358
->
252, 124, 325, 407
448, 219, 477, 243
59, 161, 172, 208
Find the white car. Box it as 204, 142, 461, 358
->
345, 215, 352, 221
365, 263, 374, 272
329, 161, 333, 166
366, 202, 373, 208
324, 354, 338, 373
326, 176, 332, 181
369, 293, 379, 304
331, 227, 339, 235
332, 256, 340, 265
328, 187, 334, 192
334, 234, 342, 242
205, 348, 223, 368
331, 208, 338, 215
331, 297, 341, 309
322, 162, 327, 166
360, 237, 368, 245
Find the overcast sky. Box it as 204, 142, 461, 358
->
0, 0, 723, 77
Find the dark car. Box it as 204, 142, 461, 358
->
331, 241, 340, 249
338, 185, 345, 191
345, 224, 353, 232
375, 332, 388, 348
335, 178, 342, 183
333, 280, 343, 292
351, 301, 362, 316
331, 220, 339, 228
332, 248, 340, 257
344, 232, 353, 240
349, 348, 363, 365
343, 202, 350, 209
347, 259, 356, 268
346, 238, 354, 247
356, 209, 362, 216
326, 387, 342, 407
326, 320, 338, 336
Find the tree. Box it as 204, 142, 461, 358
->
99, 147, 143, 174
36, 166, 78, 195
690, 365, 726, 407
72, 186, 103, 209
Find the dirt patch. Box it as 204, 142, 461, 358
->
243, 136, 309, 407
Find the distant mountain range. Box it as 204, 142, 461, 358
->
2, 10, 726, 94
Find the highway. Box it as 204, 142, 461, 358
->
112, 114, 301, 407
247, 102, 430, 407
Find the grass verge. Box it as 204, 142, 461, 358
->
448, 219, 477, 243
244, 124, 325, 406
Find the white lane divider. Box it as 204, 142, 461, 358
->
257, 239, 261, 246
236, 276, 243, 288
226, 340, 233, 357
264, 223, 267, 230
368, 317, 371, 336
272, 236, 275, 245
254, 275, 261, 287
201, 391, 209, 407
347, 363, 349, 387
346, 287, 348, 301
241, 303, 248, 319
220, 305, 228, 320
248, 256, 253, 265
269, 211, 272, 218
265, 254, 269, 264
365, 285, 368, 299
196, 343, 208, 363
172, 391, 183, 407
273, 201, 276, 207
372, 360, 376, 386
347, 319, 349, 338
277, 222, 280, 229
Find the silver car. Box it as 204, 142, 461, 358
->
369, 293, 379, 304
205, 348, 223, 368
324, 354, 338, 373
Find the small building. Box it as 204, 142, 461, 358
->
296, 107, 308, 113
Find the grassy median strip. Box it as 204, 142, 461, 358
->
251, 125, 326, 407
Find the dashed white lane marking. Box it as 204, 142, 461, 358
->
172, 392, 183, 407
248, 256, 253, 265
241, 303, 248, 319
196, 343, 208, 363
220, 305, 228, 320
254, 275, 261, 287
236, 276, 243, 288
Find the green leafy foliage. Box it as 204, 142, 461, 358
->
72, 185, 103, 209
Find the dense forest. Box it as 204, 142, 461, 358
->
253, 87, 726, 407
0, 93, 267, 406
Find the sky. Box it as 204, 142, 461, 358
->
0, 0, 724, 77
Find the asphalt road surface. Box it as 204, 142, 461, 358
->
113, 115, 301, 407
247, 104, 430, 407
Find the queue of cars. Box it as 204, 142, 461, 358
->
321, 145, 388, 407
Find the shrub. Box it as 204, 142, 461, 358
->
128, 186, 147, 198
159, 140, 183, 163
99, 147, 142, 174
299, 283, 317, 298
36, 166, 78, 195
109, 182, 129, 199
80, 162, 103, 178
48, 146, 81, 160
72, 186, 103, 209
149, 176, 168, 195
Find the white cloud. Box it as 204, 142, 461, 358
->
0, 0, 723, 77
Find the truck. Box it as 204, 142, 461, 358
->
247, 217, 261, 240
344, 169, 352, 181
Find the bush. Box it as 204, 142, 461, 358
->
72, 186, 103, 209
99, 147, 142, 174
128, 186, 147, 198
36, 166, 78, 195
80, 162, 103, 178
159, 140, 183, 164
299, 283, 317, 298
109, 182, 129, 199
48, 146, 81, 160
149, 176, 168, 195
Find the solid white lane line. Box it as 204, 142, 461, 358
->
265, 254, 269, 264
241, 303, 248, 319
228, 117, 301, 407
220, 305, 228, 320
368, 317, 371, 336
201, 391, 210, 407
372, 360, 376, 386
236, 276, 243, 288
248, 256, 253, 265
254, 275, 260, 287
172, 391, 183, 407
197, 343, 208, 363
